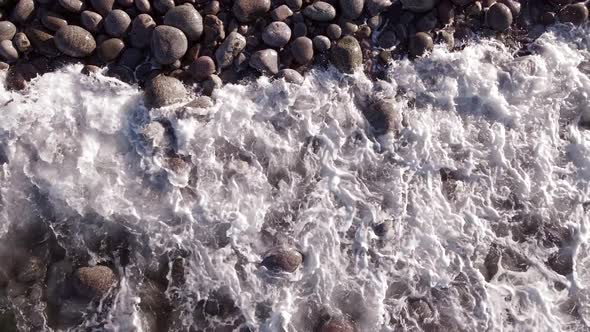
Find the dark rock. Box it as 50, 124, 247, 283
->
271, 4, 293, 21
341, 0, 364, 19
98, 37, 125, 62
317, 317, 356, 332
164, 4, 203, 41
286, 0, 302, 10
41, 12, 68, 32
291, 36, 313, 64
261, 248, 303, 272
366, 0, 391, 16
233, 0, 271, 22
356, 24, 371, 39
401, 0, 435, 12
81, 11, 103, 34
189, 55, 215, 81
154, 0, 175, 14
90, 0, 114, 16
277, 68, 303, 84
292, 22, 307, 38
249, 48, 279, 74
105, 9, 131, 37
373, 221, 391, 237
408, 32, 433, 57
59, 0, 84, 13
437, 0, 454, 25
13, 32, 31, 53
547, 251, 573, 276
55, 25, 97, 57
326, 23, 342, 39
542, 12, 556, 25
146, 74, 187, 107
57, 298, 87, 327
340, 21, 358, 35
378, 30, 397, 48
483, 244, 529, 281
407, 297, 433, 321
74, 265, 116, 298
303, 1, 336, 21
130, 14, 156, 48
215, 31, 246, 69
331, 35, 362, 73
151, 25, 188, 65
117, 0, 133, 7
558, 3, 588, 25
498, 0, 519, 17
46, 260, 73, 306
313, 35, 331, 52
204, 1, 220, 15
25, 28, 59, 56
0, 21, 16, 41
486, 2, 512, 31
10, 0, 35, 23
0, 40, 18, 62
362, 98, 401, 134
106, 64, 134, 83
118, 47, 144, 68
262, 21, 291, 48
416, 10, 438, 32
16, 256, 46, 283
368, 15, 383, 29
135, 0, 150, 12
450, 0, 474, 5
202, 74, 222, 95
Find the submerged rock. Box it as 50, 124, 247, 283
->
558, 3, 588, 25
331, 35, 362, 73
277, 68, 304, 84
318, 317, 356, 332
74, 265, 116, 298
261, 248, 303, 272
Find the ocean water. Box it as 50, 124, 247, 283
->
1, 24, 590, 332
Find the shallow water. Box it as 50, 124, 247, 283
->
1, 24, 590, 332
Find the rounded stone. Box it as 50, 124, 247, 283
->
330, 35, 362, 73
303, 1, 336, 21
81, 11, 103, 33
313, 35, 331, 52
277, 68, 304, 84
286, 0, 302, 9
262, 21, 291, 48
340, 0, 364, 19
98, 38, 125, 62
486, 2, 512, 31
291, 36, 313, 64
55, 25, 97, 57
249, 48, 279, 74
11, 0, 35, 23
105, 9, 131, 37
261, 249, 303, 272
41, 12, 68, 32
233, 0, 271, 22
151, 25, 188, 65
401, 0, 435, 12
271, 4, 293, 21
74, 266, 116, 298
293, 22, 307, 38
0, 40, 18, 62
13, 32, 31, 53
164, 4, 203, 41
408, 32, 433, 57
189, 55, 215, 81
559, 3, 588, 25
130, 14, 156, 48
146, 74, 187, 107
59, 0, 84, 13
154, 0, 175, 14
134, 0, 150, 13
0, 21, 16, 41
204, 1, 220, 15
326, 24, 342, 39
90, 0, 114, 16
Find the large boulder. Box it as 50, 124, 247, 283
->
164, 4, 203, 41
151, 25, 187, 65
330, 35, 362, 73
145, 75, 187, 108
54, 25, 97, 57
232, 0, 271, 22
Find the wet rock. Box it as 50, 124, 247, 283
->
401, 0, 435, 12
25, 28, 59, 56
416, 10, 438, 32
286, 0, 303, 9
106, 64, 134, 83
0, 21, 16, 41
366, 0, 391, 15
81, 11, 103, 34
498, 0, 519, 17
204, 1, 220, 15
262, 21, 291, 48
215, 31, 246, 69
341, 21, 358, 35
189, 55, 215, 81
164, 4, 203, 41
451, 0, 474, 5
408, 32, 433, 57
74, 265, 116, 298
249, 48, 279, 74
483, 244, 529, 281
559, 3, 588, 25
233, 0, 271, 22
303, 1, 337, 21
341, 0, 364, 19
542, 12, 556, 25
118, 47, 143, 68
261, 248, 303, 272
277, 68, 304, 84
292, 22, 307, 38
90, 0, 114, 16
135, 0, 150, 13
16, 256, 46, 283
98, 38, 125, 62
5, 63, 36, 90
57, 298, 87, 327
326, 23, 342, 39
331, 35, 362, 73
547, 251, 573, 276
11, 0, 35, 23
46, 260, 73, 306
437, 0, 454, 25
55, 25, 97, 57
203, 14, 225, 45
486, 2, 512, 31
291, 36, 313, 64
407, 297, 433, 321
313, 35, 331, 52
41, 12, 68, 32
373, 221, 391, 237
105, 9, 131, 37
272, 4, 293, 21
363, 98, 401, 134
59, 0, 84, 13
317, 317, 356, 332
436, 29, 454, 49
146, 75, 187, 107
0, 40, 18, 62
154, 0, 174, 14
130, 14, 156, 48
13, 32, 31, 53
151, 25, 188, 65
378, 30, 397, 48
203, 74, 222, 95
